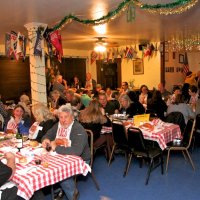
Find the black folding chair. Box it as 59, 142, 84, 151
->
165, 119, 196, 172
108, 120, 129, 167
124, 127, 164, 185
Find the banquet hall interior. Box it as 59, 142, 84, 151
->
0, 0, 200, 200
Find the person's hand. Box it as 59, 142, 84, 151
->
100, 107, 105, 115
42, 139, 51, 148
4, 152, 15, 161
63, 79, 67, 86
50, 141, 56, 151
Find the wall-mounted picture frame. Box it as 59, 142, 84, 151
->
133, 59, 144, 75
179, 54, 184, 63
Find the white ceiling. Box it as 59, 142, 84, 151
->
1, 0, 200, 50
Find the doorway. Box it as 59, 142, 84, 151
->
96, 58, 121, 89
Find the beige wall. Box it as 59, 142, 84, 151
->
165, 51, 200, 92
121, 50, 161, 90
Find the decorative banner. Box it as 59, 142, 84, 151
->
5, 31, 26, 60
34, 29, 43, 57
49, 30, 63, 62
5, 33, 11, 57
16, 32, 26, 60
10, 31, 18, 60
90, 51, 98, 64
43, 27, 54, 57
127, 1, 135, 22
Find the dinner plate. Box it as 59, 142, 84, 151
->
17, 157, 33, 166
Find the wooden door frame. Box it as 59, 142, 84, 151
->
96, 58, 121, 88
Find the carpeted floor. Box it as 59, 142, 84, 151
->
45, 147, 200, 200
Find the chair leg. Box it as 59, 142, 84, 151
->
108, 144, 116, 166
90, 171, 100, 190
145, 158, 153, 185
160, 154, 164, 175
123, 154, 133, 177
185, 150, 195, 171
51, 185, 54, 200
165, 149, 171, 173
182, 151, 188, 161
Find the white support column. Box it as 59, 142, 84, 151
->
24, 22, 47, 105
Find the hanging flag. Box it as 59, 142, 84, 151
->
49, 30, 63, 62
44, 27, 53, 57
5, 33, 11, 57
10, 31, 19, 60
182, 52, 189, 76
90, 51, 98, 64
16, 32, 26, 60
119, 48, 125, 59
34, 29, 43, 57
126, 46, 133, 60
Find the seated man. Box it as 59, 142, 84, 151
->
98, 93, 118, 115
42, 104, 90, 200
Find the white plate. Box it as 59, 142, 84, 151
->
17, 156, 33, 165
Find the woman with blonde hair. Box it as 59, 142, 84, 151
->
79, 99, 109, 140
29, 103, 57, 142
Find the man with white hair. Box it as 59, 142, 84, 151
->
42, 104, 90, 200
53, 75, 68, 96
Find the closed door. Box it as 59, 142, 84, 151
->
96, 59, 121, 89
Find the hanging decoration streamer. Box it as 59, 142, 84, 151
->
139, 0, 198, 15
127, 1, 135, 22
52, 0, 198, 31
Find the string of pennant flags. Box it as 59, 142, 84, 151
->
90, 43, 158, 64
5, 29, 158, 65
5, 27, 64, 62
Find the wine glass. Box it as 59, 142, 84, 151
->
46, 143, 52, 152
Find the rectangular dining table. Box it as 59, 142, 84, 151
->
0, 142, 91, 200
101, 121, 182, 150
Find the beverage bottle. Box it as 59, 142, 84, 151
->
16, 129, 23, 150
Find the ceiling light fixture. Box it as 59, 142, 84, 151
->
94, 44, 106, 52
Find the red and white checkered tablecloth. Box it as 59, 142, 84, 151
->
101, 122, 181, 151
141, 123, 181, 150
11, 154, 91, 200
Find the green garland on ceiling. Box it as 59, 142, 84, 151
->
52, 0, 198, 31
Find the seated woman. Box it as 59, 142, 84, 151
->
139, 84, 151, 110
79, 99, 112, 159
147, 90, 167, 120
6, 105, 31, 135
118, 94, 144, 118
30, 103, 57, 143
167, 94, 195, 124
50, 90, 66, 109
127, 91, 145, 115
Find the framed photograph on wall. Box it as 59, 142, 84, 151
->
133, 59, 144, 75
179, 54, 184, 63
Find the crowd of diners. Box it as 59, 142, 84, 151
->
0, 70, 200, 200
